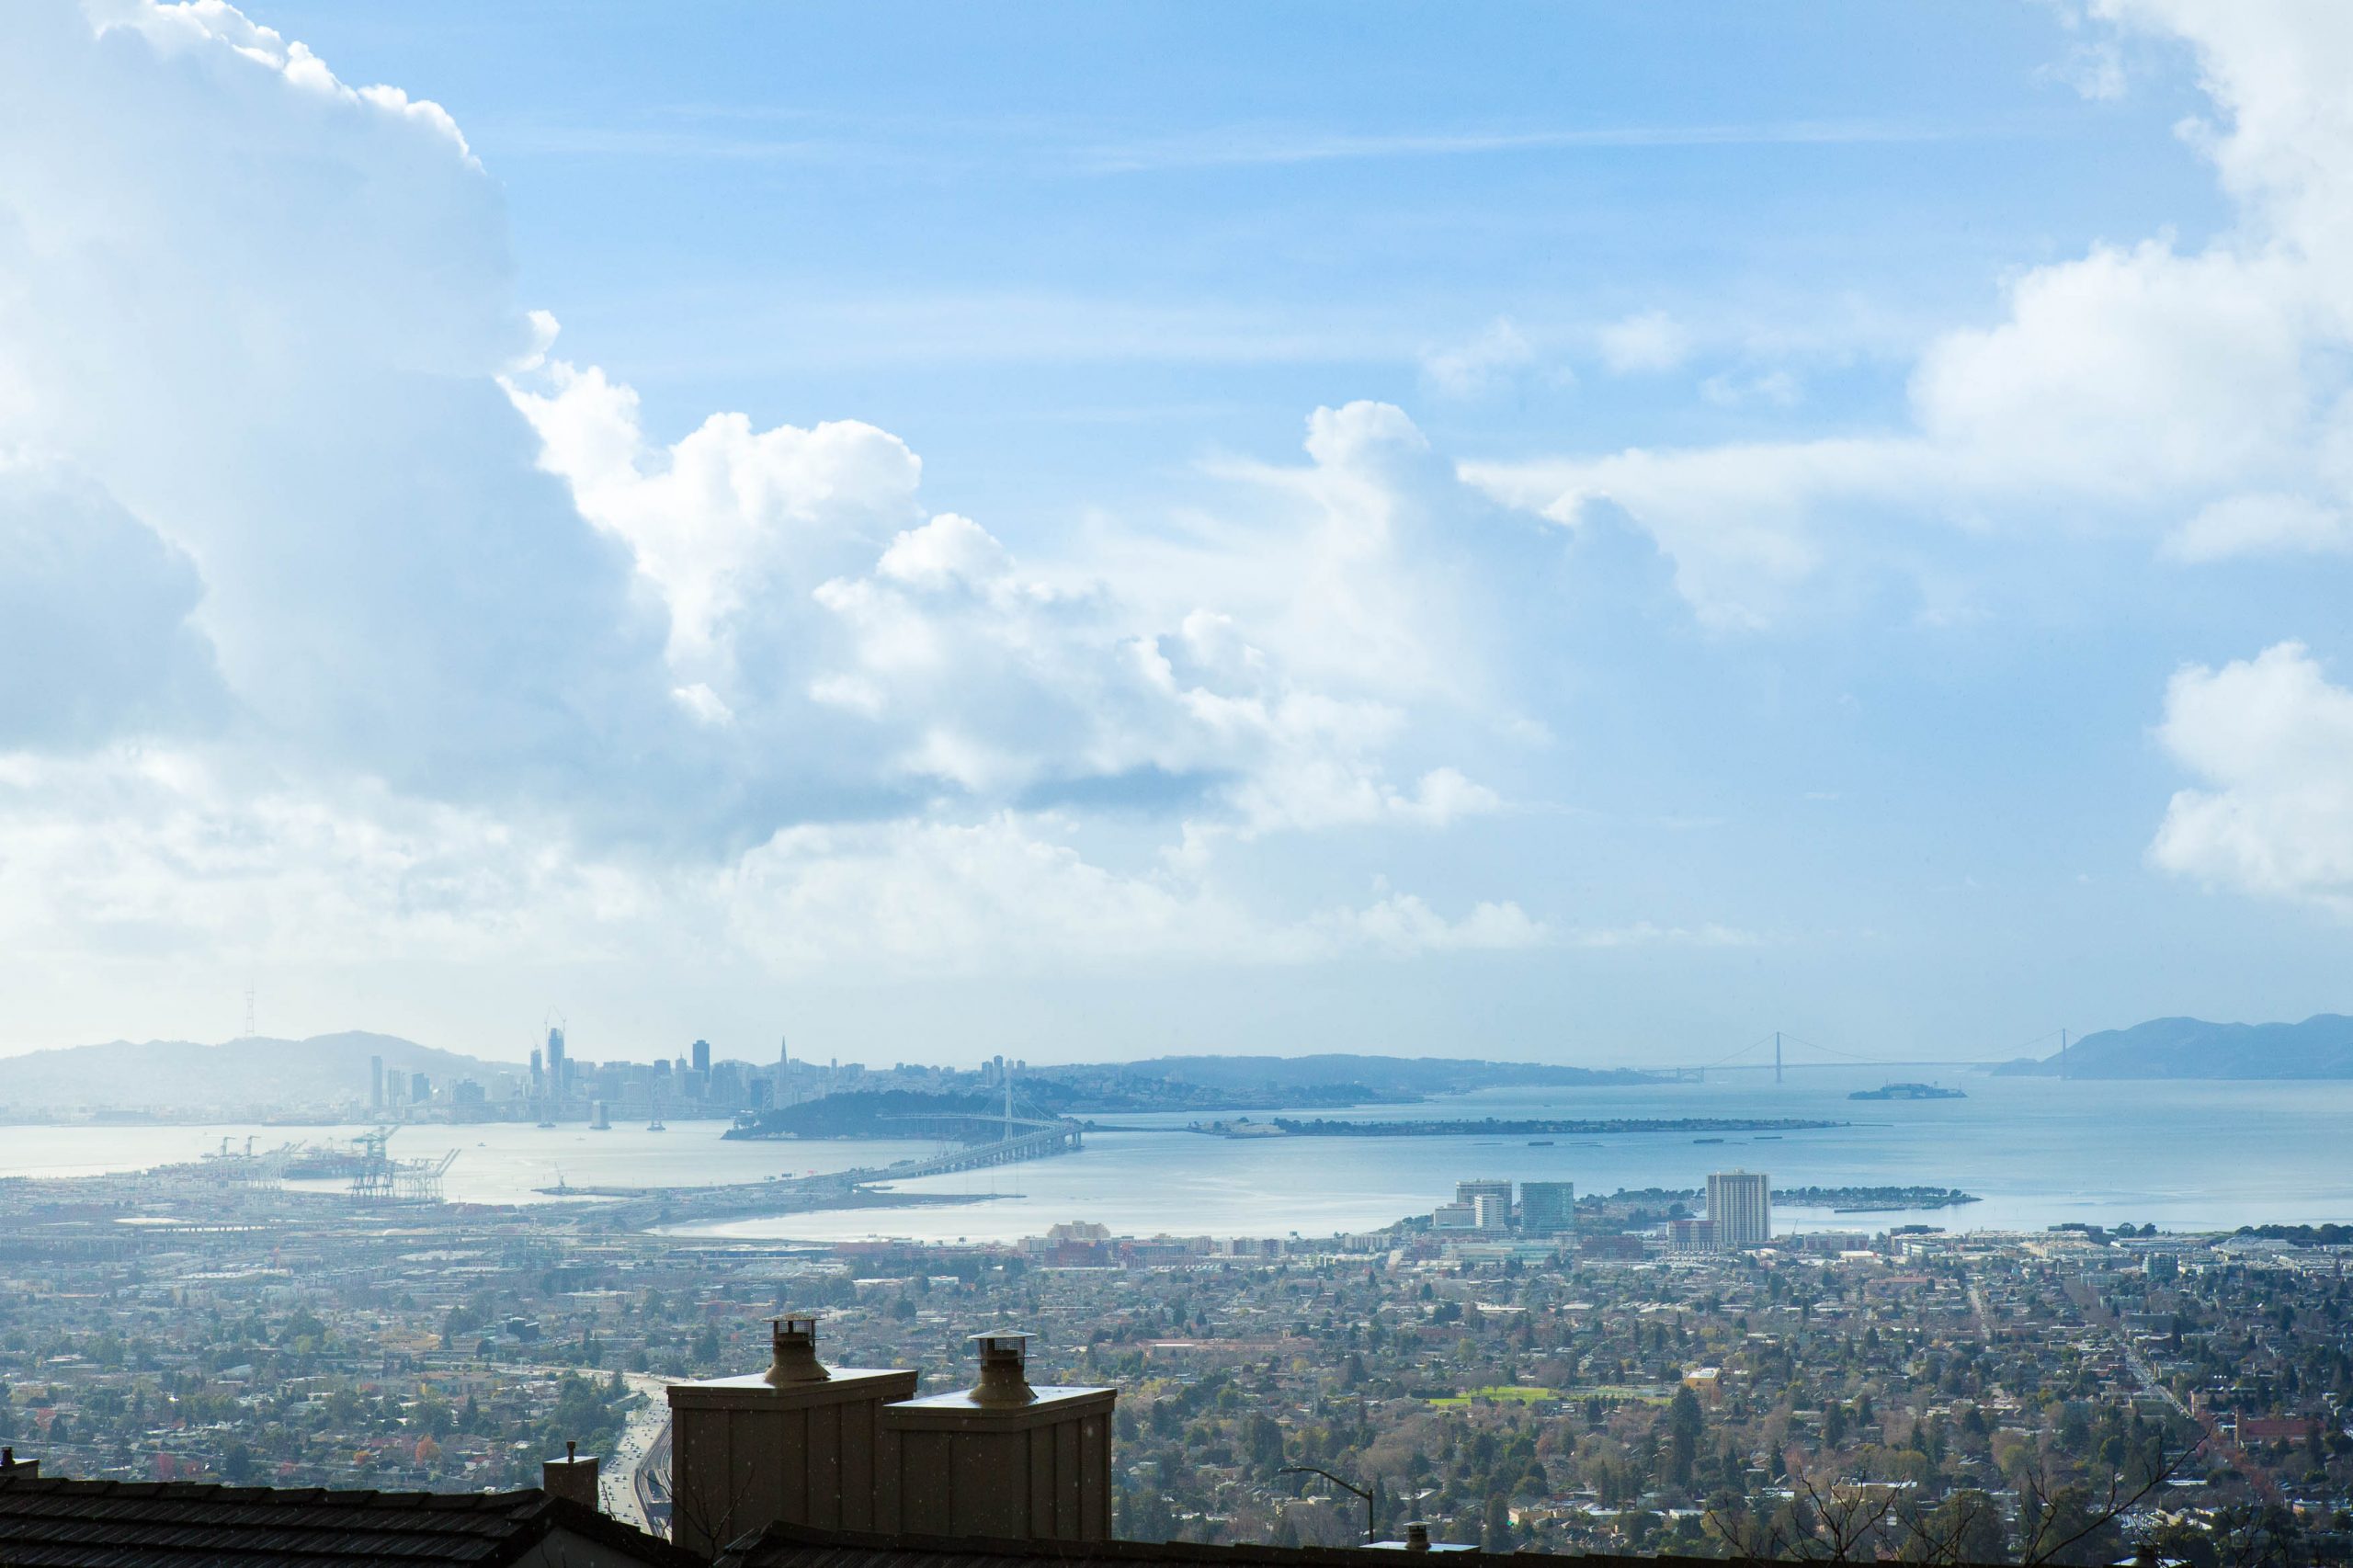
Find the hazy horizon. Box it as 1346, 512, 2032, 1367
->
5, 3, 2352, 1068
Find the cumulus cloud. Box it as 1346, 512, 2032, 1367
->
2161, 492, 2353, 562
0, 0, 1558, 1025
1468, 5, 2353, 625
2151, 642, 2353, 912
0, 458, 225, 748
0, 752, 1543, 984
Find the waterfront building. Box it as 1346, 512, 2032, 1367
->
1706, 1169, 1771, 1250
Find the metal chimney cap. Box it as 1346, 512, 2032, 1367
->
765, 1315, 832, 1386
1404, 1522, 1431, 1551
968, 1329, 1038, 1405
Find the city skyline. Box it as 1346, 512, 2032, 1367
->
6, 3, 2353, 1067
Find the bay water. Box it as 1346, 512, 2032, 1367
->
5, 1069, 2347, 1243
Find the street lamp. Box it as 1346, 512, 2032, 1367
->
1279, 1464, 1377, 1544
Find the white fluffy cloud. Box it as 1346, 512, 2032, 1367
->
1468, 3, 2353, 619
2151, 642, 2353, 912
0, 0, 1554, 1028
0, 748, 1544, 983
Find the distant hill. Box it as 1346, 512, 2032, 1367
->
1106, 1054, 1660, 1094
0, 1030, 516, 1113
1992, 1015, 2353, 1079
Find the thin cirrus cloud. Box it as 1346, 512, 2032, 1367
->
1076, 117, 1993, 176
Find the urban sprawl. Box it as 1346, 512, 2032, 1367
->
5, 1048, 2352, 1568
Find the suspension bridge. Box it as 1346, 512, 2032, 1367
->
1659, 1028, 2075, 1082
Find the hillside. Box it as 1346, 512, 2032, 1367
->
1101, 1054, 1660, 1095
1992, 1015, 2353, 1079
0, 1030, 514, 1113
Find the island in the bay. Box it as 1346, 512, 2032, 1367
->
1848, 1081, 1967, 1100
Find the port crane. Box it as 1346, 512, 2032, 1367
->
346, 1126, 459, 1204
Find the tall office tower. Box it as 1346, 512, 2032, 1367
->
1707, 1170, 1772, 1251
692, 1038, 711, 1075
529, 1047, 542, 1094
1455, 1178, 1514, 1219
409, 1071, 430, 1105
546, 1026, 567, 1097
1520, 1180, 1576, 1235
369, 1054, 384, 1109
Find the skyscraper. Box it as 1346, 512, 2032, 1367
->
369, 1054, 383, 1109
546, 1026, 566, 1098
691, 1038, 710, 1075
1707, 1170, 1771, 1251
1520, 1180, 1576, 1235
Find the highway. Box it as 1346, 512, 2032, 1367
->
600, 1372, 674, 1536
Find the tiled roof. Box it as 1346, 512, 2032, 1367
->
0, 1476, 697, 1568
715, 1523, 1677, 1568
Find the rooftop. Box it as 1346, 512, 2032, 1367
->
0, 1474, 696, 1568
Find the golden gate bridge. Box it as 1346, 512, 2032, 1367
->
1661, 1027, 2074, 1082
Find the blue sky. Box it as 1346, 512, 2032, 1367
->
3, 1, 2350, 1067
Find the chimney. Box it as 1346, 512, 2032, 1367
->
542, 1440, 599, 1511
970, 1331, 1036, 1405
666, 1314, 917, 1556
1405, 1522, 1431, 1552
763, 1315, 831, 1387
876, 1330, 1115, 1540
1, 1447, 38, 1479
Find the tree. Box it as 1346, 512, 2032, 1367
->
1667, 1387, 1702, 1491
1483, 1494, 1512, 1551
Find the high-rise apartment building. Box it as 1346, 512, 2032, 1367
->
1668, 1216, 1717, 1255
1706, 1170, 1771, 1250
1520, 1180, 1576, 1235
369, 1054, 383, 1109
1455, 1178, 1513, 1215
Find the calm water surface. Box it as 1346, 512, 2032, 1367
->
6, 1071, 2348, 1242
